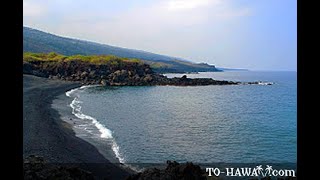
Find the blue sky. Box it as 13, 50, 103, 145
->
23, 0, 296, 71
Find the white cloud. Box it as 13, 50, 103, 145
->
23, 0, 47, 17
167, 0, 220, 11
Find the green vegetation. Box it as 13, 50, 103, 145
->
23, 52, 143, 65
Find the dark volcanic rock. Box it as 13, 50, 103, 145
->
127, 161, 207, 180
24, 155, 95, 180
23, 61, 33, 74
23, 60, 245, 86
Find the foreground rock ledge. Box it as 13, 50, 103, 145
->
23, 60, 269, 86
24, 156, 296, 180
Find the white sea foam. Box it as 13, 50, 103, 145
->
79, 85, 97, 89
258, 81, 274, 85
66, 88, 79, 97
65, 86, 126, 163
112, 141, 125, 163
66, 85, 100, 97
242, 81, 274, 85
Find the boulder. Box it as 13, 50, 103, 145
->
143, 74, 153, 82
80, 71, 88, 78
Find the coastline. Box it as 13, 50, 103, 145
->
53, 84, 127, 164
23, 74, 133, 179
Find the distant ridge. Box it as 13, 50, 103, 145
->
23, 27, 183, 62
23, 27, 221, 73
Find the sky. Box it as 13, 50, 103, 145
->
23, 0, 296, 71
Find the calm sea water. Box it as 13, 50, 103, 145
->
67, 71, 297, 164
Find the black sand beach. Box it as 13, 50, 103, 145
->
23, 74, 132, 179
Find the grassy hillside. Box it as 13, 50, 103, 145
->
23, 52, 142, 65
23, 27, 220, 73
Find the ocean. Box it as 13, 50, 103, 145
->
65, 71, 296, 166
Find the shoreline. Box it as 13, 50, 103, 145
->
23, 74, 133, 179
53, 84, 127, 164
59, 84, 144, 173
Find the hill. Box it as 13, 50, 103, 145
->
23, 27, 220, 73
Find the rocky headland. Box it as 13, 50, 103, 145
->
23, 53, 245, 86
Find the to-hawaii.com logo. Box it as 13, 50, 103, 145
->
206, 165, 296, 178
